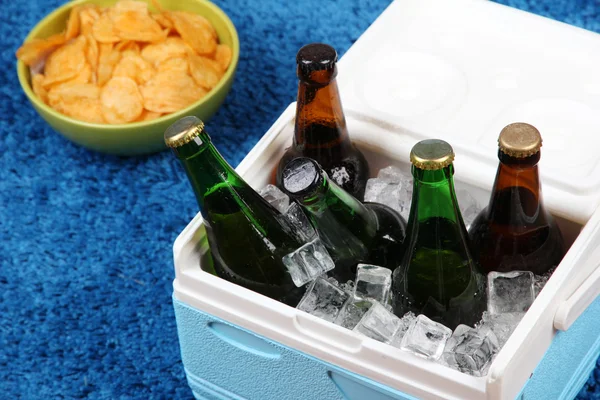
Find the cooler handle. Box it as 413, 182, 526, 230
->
554, 265, 600, 331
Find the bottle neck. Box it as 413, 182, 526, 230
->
294, 68, 351, 150
408, 165, 463, 226
487, 151, 543, 223
296, 174, 377, 256
174, 133, 249, 218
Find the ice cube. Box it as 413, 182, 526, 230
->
354, 264, 392, 305
442, 324, 499, 376
389, 312, 418, 348
325, 276, 356, 295
477, 311, 524, 347
339, 280, 355, 294
297, 277, 350, 322
353, 301, 402, 343
534, 270, 553, 297
364, 166, 413, 220
285, 202, 317, 241
456, 189, 482, 230
487, 271, 535, 314
335, 299, 373, 330
377, 165, 410, 183
259, 184, 290, 214
282, 238, 335, 287
364, 179, 400, 211
400, 314, 452, 360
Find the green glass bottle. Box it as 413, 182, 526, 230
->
165, 116, 306, 306
280, 157, 407, 283
391, 140, 486, 329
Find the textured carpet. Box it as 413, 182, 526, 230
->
0, 0, 598, 399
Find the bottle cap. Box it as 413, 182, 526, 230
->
410, 139, 455, 170
164, 116, 205, 148
296, 43, 337, 75
281, 157, 324, 198
498, 122, 542, 158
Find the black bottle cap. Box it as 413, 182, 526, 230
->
296, 43, 338, 75
281, 157, 324, 199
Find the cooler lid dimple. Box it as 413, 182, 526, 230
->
335, 0, 600, 223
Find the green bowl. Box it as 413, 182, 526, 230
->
16, 0, 239, 156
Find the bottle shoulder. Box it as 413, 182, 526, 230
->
468, 205, 566, 274
469, 202, 560, 233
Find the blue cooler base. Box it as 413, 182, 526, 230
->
520, 297, 600, 400
173, 296, 600, 400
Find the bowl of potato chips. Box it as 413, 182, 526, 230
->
16, 0, 239, 155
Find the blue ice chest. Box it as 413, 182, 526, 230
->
171, 0, 600, 398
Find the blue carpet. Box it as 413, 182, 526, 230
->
0, 0, 598, 399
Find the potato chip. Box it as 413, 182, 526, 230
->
100, 76, 144, 123
113, 54, 156, 85
136, 109, 163, 121
114, 12, 166, 43
112, 0, 149, 14
152, 13, 173, 31
157, 57, 189, 74
168, 11, 217, 56
214, 44, 232, 72
18, 0, 228, 125
140, 70, 207, 113
65, 6, 81, 41
85, 34, 99, 81
48, 82, 99, 101
16, 33, 66, 67
92, 11, 120, 43
189, 54, 223, 90
111, 2, 166, 43
115, 40, 140, 54
47, 82, 104, 123
97, 43, 122, 86
79, 5, 101, 36
140, 37, 192, 66
53, 62, 92, 87
31, 74, 48, 104
42, 36, 87, 88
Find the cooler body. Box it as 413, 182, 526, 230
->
173, 298, 419, 400
173, 297, 600, 400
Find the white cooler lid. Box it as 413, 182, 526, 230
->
336, 0, 600, 224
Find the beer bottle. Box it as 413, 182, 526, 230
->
280, 157, 406, 283
165, 116, 306, 306
275, 43, 370, 200
469, 123, 566, 274
392, 139, 485, 329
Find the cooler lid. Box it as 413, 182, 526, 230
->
336, 0, 600, 224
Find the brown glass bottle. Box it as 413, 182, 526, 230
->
275, 43, 369, 200
469, 123, 566, 275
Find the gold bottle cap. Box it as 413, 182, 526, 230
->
410, 139, 455, 170
498, 122, 542, 158
164, 116, 205, 148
